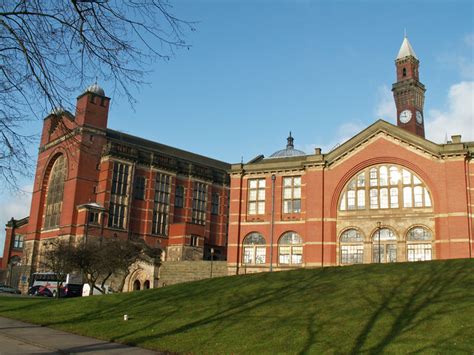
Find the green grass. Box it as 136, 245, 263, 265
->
1, 259, 473, 354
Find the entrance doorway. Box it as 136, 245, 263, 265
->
372, 228, 397, 263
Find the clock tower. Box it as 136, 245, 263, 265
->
392, 36, 426, 138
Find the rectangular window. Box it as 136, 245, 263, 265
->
192, 182, 207, 225
347, 190, 356, 210
88, 211, 100, 224
341, 245, 363, 264
211, 192, 219, 215
248, 178, 266, 215
108, 202, 126, 229
133, 176, 146, 200
255, 247, 266, 264
407, 244, 432, 262
175, 185, 185, 208
13, 235, 24, 249
414, 186, 423, 207
283, 176, 301, 213
111, 162, 130, 196
152, 174, 171, 235
403, 186, 413, 208
190, 235, 199, 247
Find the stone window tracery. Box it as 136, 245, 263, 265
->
339, 165, 432, 211
340, 229, 364, 264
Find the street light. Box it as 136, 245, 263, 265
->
210, 248, 214, 278
377, 221, 382, 263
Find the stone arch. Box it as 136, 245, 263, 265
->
133, 279, 141, 291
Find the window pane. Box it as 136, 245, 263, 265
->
292, 254, 302, 264
293, 187, 301, 199
249, 180, 257, 188
249, 190, 257, 201
402, 169, 411, 184
379, 166, 388, 186
357, 190, 365, 209
340, 192, 346, 211
293, 199, 301, 213
258, 179, 266, 188
284, 188, 292, 199
380, 188, 388, 208
390, 188, 399, 208
255, 247, 266, 264
403, 186, 413, 207
257, 202, 265, 214
424, 188, 432, 207
283, 200, 292, 214
283, 177, 292, 186
389, 167, 400, 185
413, 175, 421, 185
370, 168, 377, 186
370, 189, 378, 209
248, 202, 256, 214
414, 186, 423, 207
357, 173, 365, 187
294, 177, 301, 186
258, 189, 265, 200
348, 190, 356, 209
243, 247, 253, 264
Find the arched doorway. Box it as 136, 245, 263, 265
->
133, 280, 141, 291
372, 228, 397, 263
143, 280, 150, 289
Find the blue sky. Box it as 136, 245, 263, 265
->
1, 0, 473, 256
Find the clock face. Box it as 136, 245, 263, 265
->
399, 110, 412, 124
416, 111, 423, 124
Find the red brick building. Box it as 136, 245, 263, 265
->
227, 37, 473, 274
2, 84, 230, 291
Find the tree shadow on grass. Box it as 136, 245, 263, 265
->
351, 261, 474, 354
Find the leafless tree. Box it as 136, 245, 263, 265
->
41, 239, 75, 298
0, 0, 194, 189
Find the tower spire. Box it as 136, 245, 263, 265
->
286, 131, 294, 149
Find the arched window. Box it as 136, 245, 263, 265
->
407, 227, 432, 261
143, 280, 150, 289
372, 228, 397, 263
339, 165, 432, 211
402, 67, 407, 77
278, 232, 303, 264
44, 155, 67, 229
133, 280, 141, 291
243, 233, 266, 264
340, 229, 364, 264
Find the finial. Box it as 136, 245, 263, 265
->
286, 131, 294, 149
404, 28, 407, 38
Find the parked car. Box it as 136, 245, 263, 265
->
0, 285, 21, 294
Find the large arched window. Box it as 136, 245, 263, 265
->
407, 227, 432, 262
339, 165, 432, 211
44, 155, 66, 229
278, 232, 303, 264
340, 229, 364, 264
243, 233, 266, 264
372, 228, 397, 263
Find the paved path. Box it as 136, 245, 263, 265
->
0, 316, 160, 354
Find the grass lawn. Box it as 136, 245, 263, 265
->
1, 259, 473, 354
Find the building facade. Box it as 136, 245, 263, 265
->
227, 37, 473, 274
2, 85, 230, 291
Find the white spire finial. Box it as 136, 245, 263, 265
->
404, 28, 407, 38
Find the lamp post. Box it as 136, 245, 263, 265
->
270, 174, 276, 272
377, 221, 382, 263
210, 248, 214, 278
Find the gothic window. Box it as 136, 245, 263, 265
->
407, 227, 432, 262
175, 185, 185, 208
13, 235, 24, 249
340, 229, 364, 264
152, 173, 171, 235
278, 232, 303, 265
243, 233, 266, 264
248, 178, 266, 215
192, 182, 207, 225
282, 176, 302, 214
339, 165, 432, 211
44, 155, 67, 229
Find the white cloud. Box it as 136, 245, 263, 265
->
374, 85, 396, 121
0, 186, 32, 257
425, 81, 474, 143
298, 121, 366, 154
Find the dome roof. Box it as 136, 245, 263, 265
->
85, 83, 105, 96
267, 132, 306, 159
